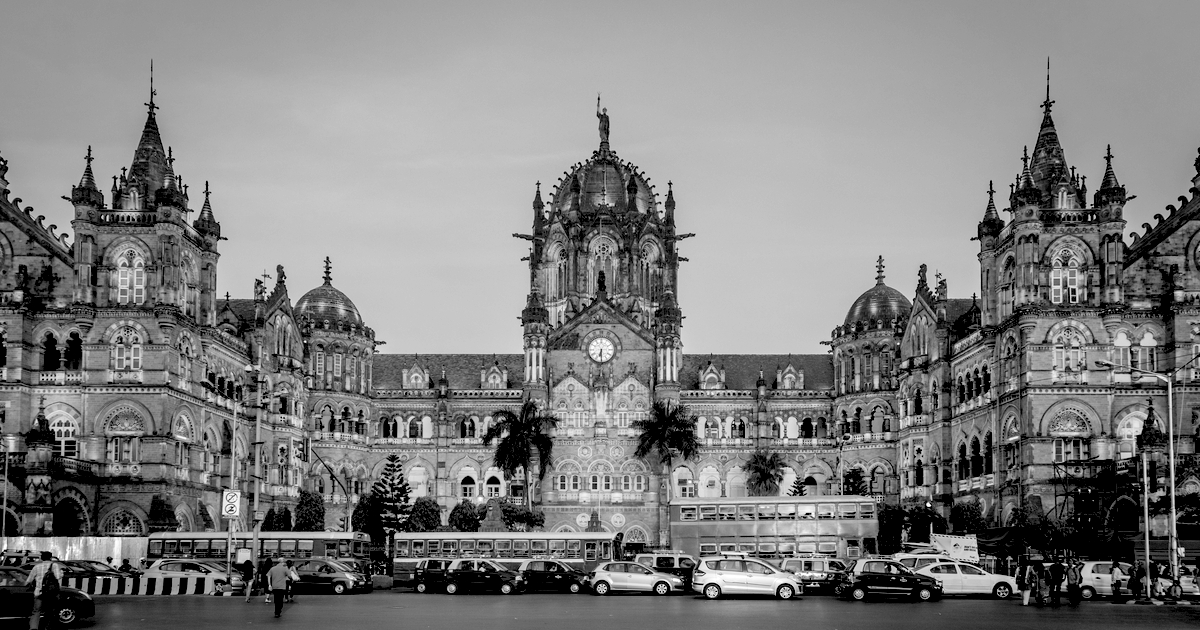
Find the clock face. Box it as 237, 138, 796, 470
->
588, 337, 615, 363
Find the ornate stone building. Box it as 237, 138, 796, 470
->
0, 89, 1196, 545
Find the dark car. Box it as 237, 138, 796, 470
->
0, 566, 96, 626
290, 558, 369, 594
443, 559, 524, 594
393, 558, 423, 590
518, 559, 586, 593
413, 558, 452, 593
838, 559, 942, 602
778, 557, 848, 594
61, 560, 128, 579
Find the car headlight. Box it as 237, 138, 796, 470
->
935, 580, 942, 589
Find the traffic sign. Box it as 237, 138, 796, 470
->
221, 490, 241, 518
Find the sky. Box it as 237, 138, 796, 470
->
2, 1, 1199, 356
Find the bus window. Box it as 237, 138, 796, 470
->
395, 540, 409, 558
531, 540, 548, 554
797, 504, 815, 520
514, 540, 530, 556
566, 540, 581, 553
757, 504, 776, 520
758, 543, 776, 556
737, 505, 755, 521
699, 544, 718, 555
777, 542, 795, 556
817, 504, 835, 519
211, 540, 227, 558
264, 540, 280, 555
838, 503, 857, 519
426, 540, 440, 556
738, 543, 755, 554
460, 540, 476, 554
187, 540, 202, 556
719, 543, 737, 553
164, 540, 179, 556
549, 540, 566, 553
718, 506, 736, 521
680, 506, 698, 521
859, 503, 876, 519
324, 542, 339, 556
584, 542, 597, 561
477, 540, 493, 554
777, 504, 796, 519
180, 540, 194, 555
149, 540, 163, 557
443, 541, 457, 555
411, 540, 424, 556
797, 542, 816, 554
298, 540, 314, 558
817, 542, 837, 554
280, 540, 297, 554
846, 540, 861, 558
699, 506, 718, 521
494, 540, 511, 555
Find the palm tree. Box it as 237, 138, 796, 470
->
484, 400, 559, 511
743, 448, 786, 496
632, 400, 700, 493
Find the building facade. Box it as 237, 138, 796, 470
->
0, 91, 1197, 545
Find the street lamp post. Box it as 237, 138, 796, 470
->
1096, 359, 1188, 592
245, 364, 265, 570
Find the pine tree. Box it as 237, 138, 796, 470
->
294, 489, 326, 531
370, 454, 412, 561
405, 497, 442, 532
787, 476, 807, 496
842, 468, 868, 496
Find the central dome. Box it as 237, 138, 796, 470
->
844, 261, 911, 327
296, 267, 363, 328
552, 147, 655, 216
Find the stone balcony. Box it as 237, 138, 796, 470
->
38, 370, 83, 385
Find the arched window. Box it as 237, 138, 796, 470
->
116, 249, 146, 305
1051, 252, 1080, 304
100, 509, 145, 536
485, 476, 502, 498
970, 437, 982, 477
800, 418, 813, 439
50, 415, 78, 457
957, 443, 969, 480
1053, 328, 1084, 372
914, 460, 925, 486
459, 418, 476, 439
913, 388, 923, 415
732, 418, 746, 439
113, 328, 143, 371
704, 418, 719, 439
1134, 331, 1158, 372
41, 332, 60, 371
408, 417, 421, 439
983, 432, 993, 474
1113, 331, 1132, 367
460, 476, 476, 498
771, 420, 781, 439
64, 332, 82, 370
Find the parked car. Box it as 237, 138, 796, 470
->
585, 561, 685, 596
914, 561, 1016, 598
517, 559, 586, 593
777, 557, 848, 593
290, 558, 369, 594
414, 558, 452, 594
692, 556, 804, 600
838, 559, 942, 602
1077, 560, 1131, 600
442, 559, 524, 594
393, 558, 423, 590
0, 566, 95, 626
139, 559, 246, 592
62, 560, 130, 579
893, 553, 960, 571
632, 553, 698, 588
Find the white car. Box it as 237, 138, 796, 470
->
915, 561, 1016, 598
691, 556, 804, 600
1077, 560, 1130, 599
140, 558, 245, 590
585, 561, 685, 595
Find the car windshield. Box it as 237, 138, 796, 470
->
326, 561, 354, 573
479, 561, 505, 572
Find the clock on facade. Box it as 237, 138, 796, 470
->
588, 337, 615, 363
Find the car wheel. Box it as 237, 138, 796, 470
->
915, 587, 934, 602
653, 581, 670, 596
446, 582, 458, 595
703, 584, 721, 600
57, 607, 78, 626
993, 583, 1012, 599
500, 583, 514, 595
777, 584, 795, 600
850, 586, 868, 601
593, 581, 610, 596
569, 582, 581, 594
1080, 586, 1095, 600
332, 582, 347, 595
416, 583, 427, 593
833, 583, 847, 597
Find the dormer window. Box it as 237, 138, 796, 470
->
1057, 188, 1069, 209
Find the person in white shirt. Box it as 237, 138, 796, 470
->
24, 551, 64, 630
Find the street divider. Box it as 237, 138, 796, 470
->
63, 575, 227, 596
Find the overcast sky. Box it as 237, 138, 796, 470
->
2, 2, 1198, 356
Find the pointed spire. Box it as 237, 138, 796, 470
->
199, 181, 213, 215
322, 256, 333, 285
71, 146, 104, 206
984, 180, 997, 217
128, 68, 168, 196
163, 146, 177, 190
664, 180, 675, 225
1101, 144, 1119, 189
1094, 144, 1127, 207
978, 180, 1005, 239
532, 181, 544, 212
875, 255, 885, 285
79, 146, 97, 189
193, 181, 221, 239
1030, 62, 1068, 192
1020, 146, 1033, 188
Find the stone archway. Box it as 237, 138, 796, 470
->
52, 497, 87, 536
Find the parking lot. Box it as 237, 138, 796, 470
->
51, 590, 1200, 630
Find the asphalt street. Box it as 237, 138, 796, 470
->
47, 592, 1200, 630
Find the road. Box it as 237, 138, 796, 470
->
63, 591, 1200, 630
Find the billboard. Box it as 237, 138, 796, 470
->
931, 533, 979, 562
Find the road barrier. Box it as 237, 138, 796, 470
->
63, 575, 226, 596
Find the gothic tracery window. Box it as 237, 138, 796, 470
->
1050, 251, 1080, 305
113, 328, 143, 371
116, 249, 146, 305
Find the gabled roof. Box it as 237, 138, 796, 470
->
680, 354, 833, 390
373, 353, 522, 390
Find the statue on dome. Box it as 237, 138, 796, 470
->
276, 264, 286, 285
597, 94, 610, 145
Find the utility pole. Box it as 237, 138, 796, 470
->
247, 364, 265, 568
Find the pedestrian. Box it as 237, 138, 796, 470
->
1049, 557, 1065, 607
24, 551, 63, 630
266, 558, 290, 619
1149, 560, 1161, 598
1033, 558, 1048, 606
118, 558, 134, 574
258, 558, 272, 603
1110, 560, 1126, 603
240, 559, 256, 602
284, 560, 297, 603
105, 556, 114, 568
1131, 561, 1145, 600
1066, 557, 1083, 607
1017, 557, 1031, 605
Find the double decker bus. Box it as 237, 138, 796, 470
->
147, 531, 371, 564
669, 495, 879, 559
391, 531, 616, 571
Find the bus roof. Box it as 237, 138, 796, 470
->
393, 532, 615, 540
670, 495, 878, 505
148, 531, 370, 540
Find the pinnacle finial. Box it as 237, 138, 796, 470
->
987, 180, 995, 202
322, 256, 332, 284
146, 60, 158, 115
167, 146, 174, 166
1105, 144, 1113, 166
1041, 57, 1054, 116
875, 256, 885, 284
85, 145, 93, 166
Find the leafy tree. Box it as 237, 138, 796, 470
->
294, 489, 326, 532
744, 448, 786, 496
842, 468, 868, 496
484, 401, 559, 510
261, 508, 278, 532
906, 503, 948, 544
371, 454, 413, 558
405, 497, 442, 532
474, 498, 546, 531
877, 504, 906, 554
632, 400, 700, 494
448, 500, 480, 532
276, 507, 293, 531
787, 476, 807, 497
949, 501, 987, 534
352, 493, 384, 541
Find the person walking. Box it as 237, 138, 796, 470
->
240, 559, 256, 602
266, 558, 290, 619
1131, 561, 1145, 600
1110, 560, 1126, 603
117, 559, 134, 574
284, 560, 297, 603
1066, 557, 1083, 607
1048, 557, 1065, 607
258, 558, 272, 603
1033, 558, 1048, 607
24, 551, 63, 630
1018, 557, 1031, 606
